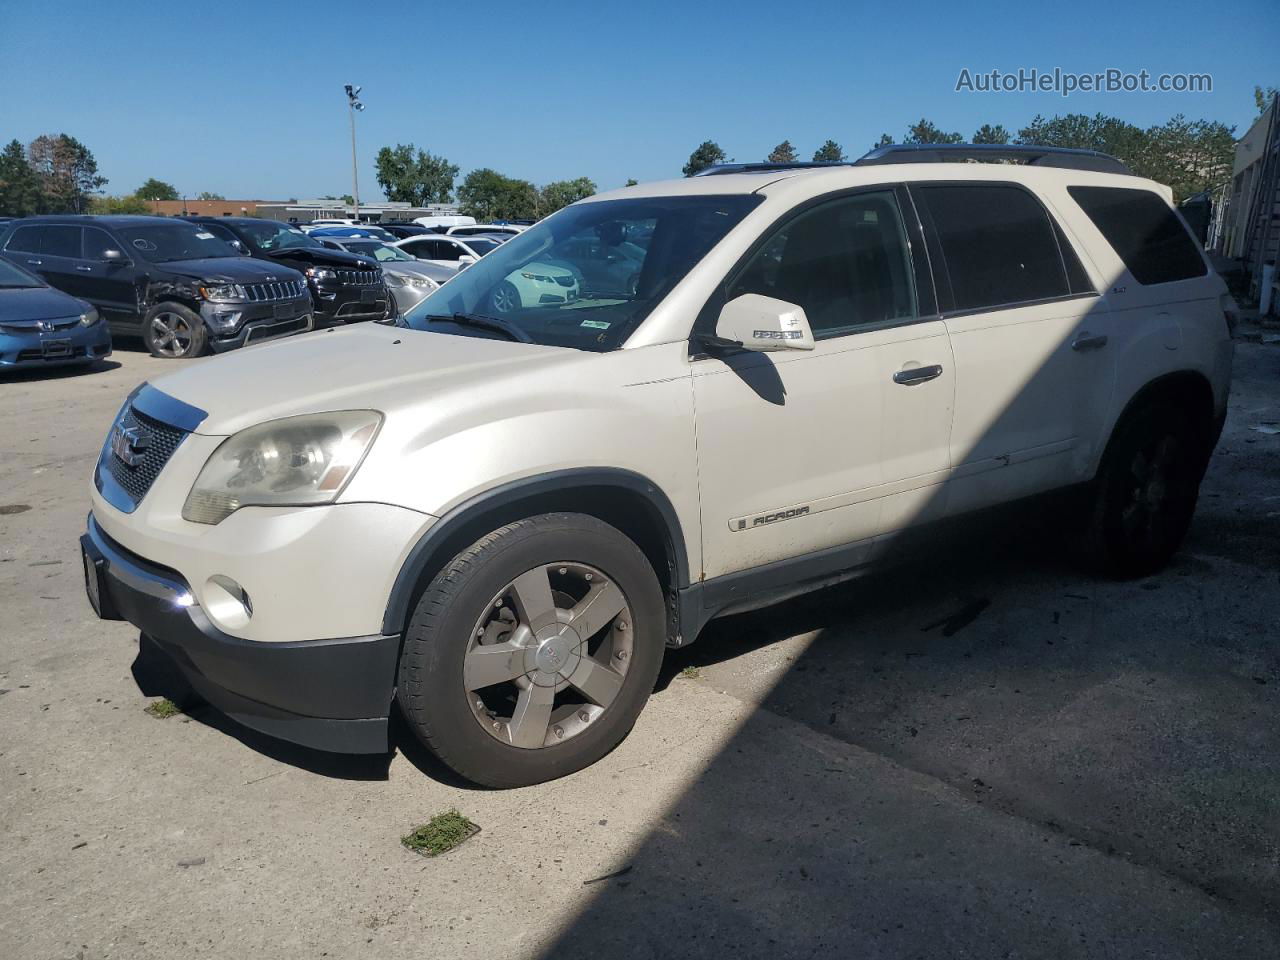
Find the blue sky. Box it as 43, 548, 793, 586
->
0, 0, 1274, 200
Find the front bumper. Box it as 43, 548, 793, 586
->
310, 280, 390, 325
0, 322, 112, 369
199, 297, 313, 353
81, 513, 400, 753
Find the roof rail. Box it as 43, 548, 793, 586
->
854, 143, 1132, 175
693, 161, 850, 177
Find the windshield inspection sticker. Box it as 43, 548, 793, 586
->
580, 319, 611, 329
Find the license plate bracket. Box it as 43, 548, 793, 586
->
42, 338, 73, 358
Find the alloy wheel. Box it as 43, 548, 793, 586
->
150, 312, 193, 357
464, 561, 633, 749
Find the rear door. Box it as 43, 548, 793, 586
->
910, 182, 1112, 515
693, 186, 955, 581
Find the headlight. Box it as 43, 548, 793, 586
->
182, 411, 382, 525
79, 307, 100, 326
521, 272, 555, 283
200, 283, 246, 301
306, 267, 337, 281
386, 273, 437, 289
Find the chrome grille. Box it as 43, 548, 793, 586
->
102, 405, 187, 506
242, 279, 306, 302
0, 316, 81, 333
336, 269, 381, 286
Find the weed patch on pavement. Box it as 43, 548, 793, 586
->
401, 810, 479, 857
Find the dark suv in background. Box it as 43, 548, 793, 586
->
0, 216, 312, 358
185, 217, 391, 325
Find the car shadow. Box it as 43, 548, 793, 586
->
1, 358, 121, 382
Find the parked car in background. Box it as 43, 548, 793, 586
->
379, 222, 435, 240
412, 215, 476, 231
393, 233, 501, 270
446, 224, 526, 237
0, 257, 111, 371
0, 215, 311, 359
309, 225, 398, 243
314, 237, 448, 313
185, 217, 391, 326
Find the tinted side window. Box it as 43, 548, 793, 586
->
83, 227, 120, 259
921, 185, 1070, 311
42, 226, 83, 258
728, 190, 918, 335
5, 225, 44, 254
434, 241, 460, 261
1068, 186, 1206, 285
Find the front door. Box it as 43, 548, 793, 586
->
693, 187, 955, 582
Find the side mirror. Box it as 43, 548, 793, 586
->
458, 254, 477, 265
102, 249, 128, 264
712, 294, 815, 353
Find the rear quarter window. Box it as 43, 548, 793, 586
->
1067, 186, 1206, 285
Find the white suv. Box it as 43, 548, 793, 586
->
81, 146, 1233, 787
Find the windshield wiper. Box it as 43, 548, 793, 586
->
424, 313, 533, 344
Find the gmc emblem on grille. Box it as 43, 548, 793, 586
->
110, 423, 152, 467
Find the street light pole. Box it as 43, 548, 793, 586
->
344, 84, 365, 220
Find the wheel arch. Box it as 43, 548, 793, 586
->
382, 468, 691, 642
1097, 369, 1218, 477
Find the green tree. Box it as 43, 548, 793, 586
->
812, 140, 846, 163
374, 144, 459, 205
767, 140, 798, 163
90, 194, 152, 214
624, 178, 639, 187
196, 191, 225, 201
539, 177, 596, 216
137, 178, 178, 200
0, 139, 42, 216
457, 168, 538, 221
874, 133, 893, 147
904, 119, 963, 144
27, 134, 106, 212
972, 124, 1011, 144
682, 140, 726, 177
1256, 85, 1279, 116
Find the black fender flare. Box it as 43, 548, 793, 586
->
381, 467, 690, 637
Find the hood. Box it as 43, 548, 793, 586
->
147, 322, 573, 435
259, 246, 378, 270
0, 285, 89, 323
159, 257, 305, 284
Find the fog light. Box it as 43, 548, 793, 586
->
204, 575, 253, 630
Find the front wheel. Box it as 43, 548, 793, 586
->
397, 513, 665, 788
142, 303, 207, 359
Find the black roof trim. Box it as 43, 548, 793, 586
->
694, 144, 1132, 178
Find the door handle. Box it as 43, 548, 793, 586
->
26, 259, 42, 266
75, 265, 93, 272
1071, 332, 1108, 352
893, 364, 944, 386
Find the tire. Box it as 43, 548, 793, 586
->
1079, 401, 1208, 579
489, 280, 521, 315
397, 513, 665, 788
143, 303, 207, 359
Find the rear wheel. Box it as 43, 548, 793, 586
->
1079, 402, 1208, 578
490, 280, 520, 315
397, 513, 665, 788
143, 303, 207, 359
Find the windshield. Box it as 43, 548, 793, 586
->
119, 223, 240, 263
402, 194, 762, 352
344, 241, 414, 262
0, 258, 43, 288
237, 221, 322, 253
